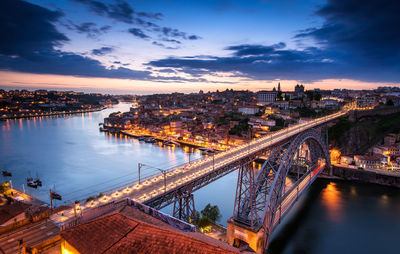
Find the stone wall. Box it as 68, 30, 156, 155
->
328, 165, 400, 188
349, 106, 400, 122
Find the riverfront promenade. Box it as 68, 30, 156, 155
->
0, 106, 106, 121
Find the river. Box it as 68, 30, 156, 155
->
1, 103, 399, 253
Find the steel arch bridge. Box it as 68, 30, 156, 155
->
227, 127, 331, 253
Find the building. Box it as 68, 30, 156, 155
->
257, 91, 277, 106
384, 134, 397, 146
237, 106, 260, 115
61, 200, 241, 254
294, 84, 304, 98
356, 95, 378, 109
354, 155, 382, 169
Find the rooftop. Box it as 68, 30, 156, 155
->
61, 204, 241, 254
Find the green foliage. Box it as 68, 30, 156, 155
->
270, 126, 284, 132
387, 99, 394, 106
86, 196, 95, 202
201, 203, 221, 222
329, 112, 400, 154
305, 91, 322, 101
269, 115, 284, 127
328, 116, 354, 144
0, 182, 10, 195
197, 216, 212, 228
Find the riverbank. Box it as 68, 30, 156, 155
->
4, 187, 47, 206
120, 129, 225, 152
319, 164, 400, 188
0, 106, 107, 121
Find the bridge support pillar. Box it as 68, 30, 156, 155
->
226, 219, 266, 253
173, 193, 195, 223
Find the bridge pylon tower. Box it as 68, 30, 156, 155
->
173, 191, 196, 223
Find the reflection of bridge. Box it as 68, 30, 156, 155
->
52, 110, 347, 253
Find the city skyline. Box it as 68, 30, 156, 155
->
1, 0, 399, 94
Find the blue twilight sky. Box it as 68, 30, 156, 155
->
0, 0, 399, 94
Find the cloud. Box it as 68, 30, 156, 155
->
295, 0, 400, 68
128, 28, 150, 39
71, 0, 162, 24
67, 22, 111, 38
0, 0, 151, 80
154, 27, 201, 41
152, 41, 179, 50
148, 0, 400, 83
226, 43, 286, 56
91, 46, 114, 56
71, 0, 201, 45
0, 0, 68, 60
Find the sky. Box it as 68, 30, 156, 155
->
0, 0, 399, 94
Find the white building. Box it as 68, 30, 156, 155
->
238, 106, 259, 115
257, 91, 277, 105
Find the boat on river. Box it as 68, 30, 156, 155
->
27, 178, 38, 188
2, 170, 12, 177
144, 138, 156, 143
34, 178, 42, 187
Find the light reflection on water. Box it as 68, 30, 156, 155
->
0, 103, 201, 205
320, 182, 344, 222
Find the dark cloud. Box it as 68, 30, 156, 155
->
71, 0, 134, 23
137, 11, 163, 20
0, 0, 151, 80
71, 0, 163, 24
67, 22, 111, 38
162, 38, 181, 44
155, 27, 200, 41
295, 0, 400, 70
91, 47, 114, 56
152, 41, 179, 50
113, 61, 130, 66
71, 0, 201, 44
149, 0, 400, 83
157, 68, 177, 74
0, 51, 151, 79
188, 35, 201, 40
226, 43, 286, 56
0, 0, 68, 60
128, 28, 150, 39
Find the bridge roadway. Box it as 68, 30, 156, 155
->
50, 110, 347, 225
272, 163, 325, 227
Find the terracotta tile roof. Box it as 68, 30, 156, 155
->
62, 205, 239, 254
61, 213, 138, 254
106, 220, 238, 254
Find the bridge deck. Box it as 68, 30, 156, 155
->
273, 163, 325, 227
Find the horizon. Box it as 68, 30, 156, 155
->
1, 0, 399, 93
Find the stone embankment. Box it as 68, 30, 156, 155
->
320, 164, 400, 188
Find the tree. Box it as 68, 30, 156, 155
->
0, 182, 9, 195
387, 99, 394, 106
201, 203, 221, 222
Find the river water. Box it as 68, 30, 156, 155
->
1, 103, 399, 253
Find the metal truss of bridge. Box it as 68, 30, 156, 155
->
226, 127, 331, 254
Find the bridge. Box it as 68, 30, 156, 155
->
50, 109, 348, 253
